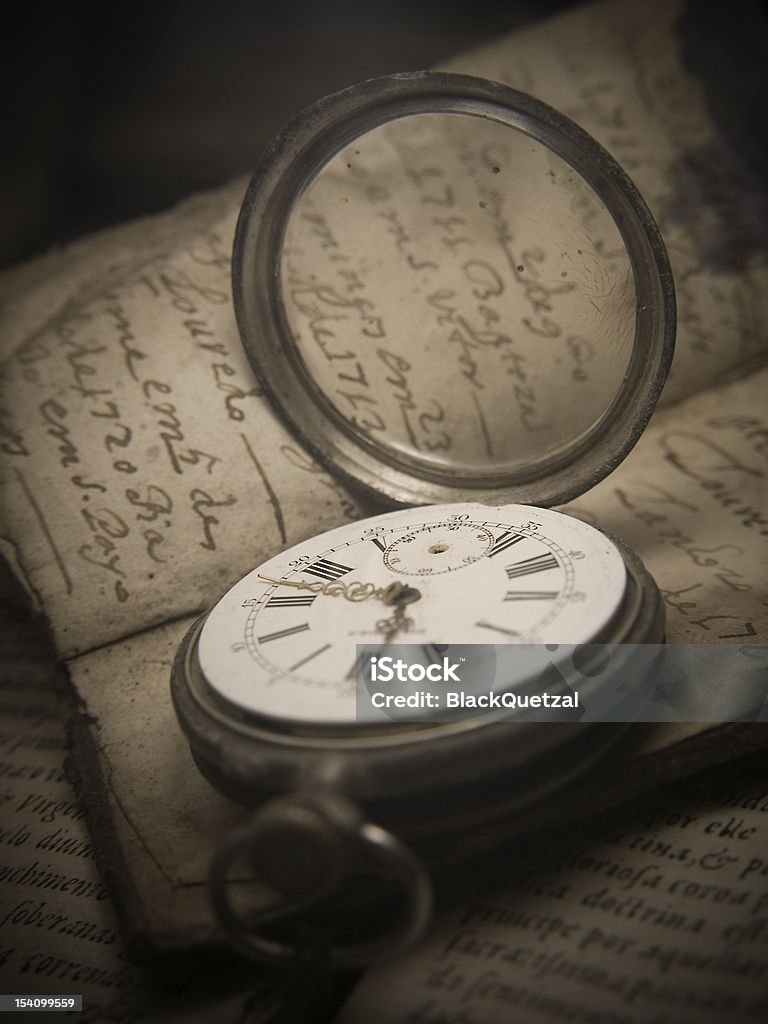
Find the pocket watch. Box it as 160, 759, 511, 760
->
171, 72, 675, 966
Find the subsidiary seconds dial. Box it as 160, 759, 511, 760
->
196, 503, 626, 725
383, 521, 495, 575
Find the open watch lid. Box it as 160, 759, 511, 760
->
232, 72, 675, 508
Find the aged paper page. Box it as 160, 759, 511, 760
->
337, 748, 768, 1024
445, 0, 768, 406
0, 579, 255, 1022
0, 187, 368, 658
566, 367, 767, 645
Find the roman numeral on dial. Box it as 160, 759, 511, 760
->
258, 623, 311, 644
304, 558, 354, 581
504, 590, 558, 601
505, 553, 558, 579
488, 531, 525, 558
266, 595, 317, 608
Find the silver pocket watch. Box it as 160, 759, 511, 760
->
171, 72, 675, 966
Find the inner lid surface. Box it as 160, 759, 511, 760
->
284, 112, 634, 477
234, 74, 675, 506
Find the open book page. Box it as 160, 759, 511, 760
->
337, 745, 768, 1024
0, 573, 256, 1022
0, 602, 127, 1017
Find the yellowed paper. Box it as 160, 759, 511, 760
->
337, 750, 768, 1023
446, 0, 768, 406
567, 367, 768, 644
0, 189, 367, 658
0, 628, 251, 1020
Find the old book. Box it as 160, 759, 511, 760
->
0, 0, 765, 994
336, 744, 768, 1024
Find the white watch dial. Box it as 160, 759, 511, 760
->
197, 503, 626, 724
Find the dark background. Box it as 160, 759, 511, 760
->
2, 0, 766, 271
1, 0, 577, 271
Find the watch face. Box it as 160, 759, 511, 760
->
197, 503, 625, 725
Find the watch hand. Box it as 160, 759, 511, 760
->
375, 585, 423, 643
375, 603, 415, 644
259, 574, 421, 607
